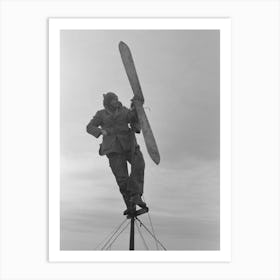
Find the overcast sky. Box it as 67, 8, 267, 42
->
60, 30, 220, 250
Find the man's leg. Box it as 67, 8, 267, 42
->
107, 153, 131, 211
130, 146, 145, 195
127, 146, 146, 208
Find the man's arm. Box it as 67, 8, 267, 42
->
127, 100, 142, 133
86, 111, 107, 138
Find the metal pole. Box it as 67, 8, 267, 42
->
129, 215, 135, 250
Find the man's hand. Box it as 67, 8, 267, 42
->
131, 95, 144, 105
130, 96, 144, 110
100, 129, 108, 136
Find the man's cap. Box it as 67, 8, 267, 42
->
103, 92, 119, 108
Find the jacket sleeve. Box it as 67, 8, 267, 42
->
86, 111, 103, 138
126, 106, 138, 123
127, 107, 141, 133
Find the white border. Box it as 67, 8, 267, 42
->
49, 18, 231, 262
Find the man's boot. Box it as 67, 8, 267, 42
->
122, 194, 133, 215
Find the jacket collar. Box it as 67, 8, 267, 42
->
105, 106, 122, 118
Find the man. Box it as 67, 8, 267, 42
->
86, 92, 147, 215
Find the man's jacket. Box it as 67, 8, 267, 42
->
87, 106, 140, 155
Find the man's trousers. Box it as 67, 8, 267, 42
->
107, 146, 145, 199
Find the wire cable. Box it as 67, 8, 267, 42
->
101, 219, 129, 250
136, 217, 167, 250
104, 220, 131, 250
94, 218, 127, 250
135, 219, 149, 250
147, 212, 159, 250
142, 195, 159, 250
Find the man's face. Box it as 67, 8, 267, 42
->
110, 97, 119, 108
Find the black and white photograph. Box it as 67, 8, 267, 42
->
2, 1, 280, 279
49, 18, 231, 261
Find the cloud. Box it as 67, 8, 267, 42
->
60, 154, 219, 250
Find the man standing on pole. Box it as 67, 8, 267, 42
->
86, 92, 147, 215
